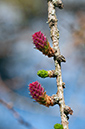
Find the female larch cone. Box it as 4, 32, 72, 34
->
28, 81, 53, 107
32, 31, 54, 57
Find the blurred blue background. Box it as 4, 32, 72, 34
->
0, 0, 85, 129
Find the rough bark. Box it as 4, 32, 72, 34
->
48, 1, 70, 128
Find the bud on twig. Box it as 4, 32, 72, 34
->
64, 105, 73, 115
54, 55, 66, 62
37, 69, 58, 78
52, 0, 64, 9
37, 70, 48, 78
54, 123, 63, 129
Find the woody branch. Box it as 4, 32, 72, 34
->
47, 0, 73, 128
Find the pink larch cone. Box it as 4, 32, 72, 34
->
32, 31, 54, 57
28, 81, 53, 107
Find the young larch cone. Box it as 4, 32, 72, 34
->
28, 81, 53, 107
32, 31, 54, 57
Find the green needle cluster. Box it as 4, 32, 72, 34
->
54, 124, 63, 129
37, 70, 48, 78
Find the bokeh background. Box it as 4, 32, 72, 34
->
0, 0, 85, 129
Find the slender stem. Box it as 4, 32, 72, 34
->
0, 99, 36, 129
48, 1, 69, 129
